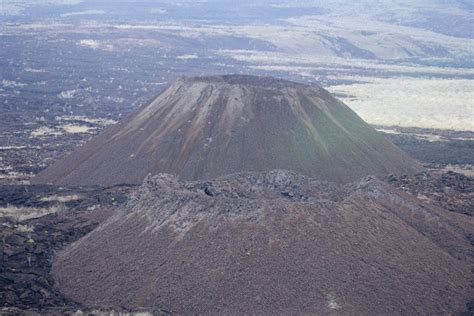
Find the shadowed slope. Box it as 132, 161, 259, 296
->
52, 170, 473, 314
33, 75, 421, 186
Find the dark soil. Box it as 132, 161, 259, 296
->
51, 170, 473, 315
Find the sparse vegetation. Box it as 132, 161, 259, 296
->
0, 203, 68, 222
40, 194, 82, 203
0, 1, 472, 314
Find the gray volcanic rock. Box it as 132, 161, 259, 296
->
52, 170, 473, 315
33, 75, 421, 186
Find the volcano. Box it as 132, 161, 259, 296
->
33, 75, 420, 186
52, 170, 473, 314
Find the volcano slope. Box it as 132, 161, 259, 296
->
52, 170, 473, 315
33, 75, 420, 186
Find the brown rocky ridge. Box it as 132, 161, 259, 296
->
52, 170, 473, 315
33, 75, 421, 186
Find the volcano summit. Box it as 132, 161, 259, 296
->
33, 75, 420, 186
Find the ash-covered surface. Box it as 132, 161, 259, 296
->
52, 170, 473, 315
33, 75, 420, 186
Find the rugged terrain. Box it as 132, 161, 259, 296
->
0, 1, 472, 314
33, 75, 420, 186
1, 170, 472, 314
51, 170, 473, 315
0, 185, 133, 310
386, 170, 474, 216
1, 73, 471, 314
379, 126, 474, 170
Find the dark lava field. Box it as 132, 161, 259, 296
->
1, 1, 473, 314
1, 76, 473, 315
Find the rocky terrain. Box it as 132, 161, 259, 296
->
1, 206, 111, 311
0, 184, 151, 314
386, 171, 474, 217
1, 168, 472, 314
2, 74, 470, 315
0, 1, 472, 314
380, 126, 474, 170
33, 75, 420, 186
51, 170, 473, 315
